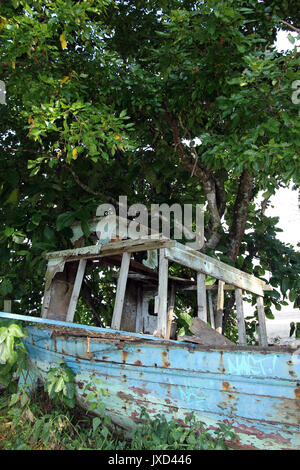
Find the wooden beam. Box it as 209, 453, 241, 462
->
182, 284, 272, 291
135, 284, 144, 334
3, 300, 12, 313
183, 318, 235, 347
235, 288, 247, 345
207, 291, 215, 329
156, 249, 169, 338
41, 258, 66, 318
216, 280, 225, 334
164, 243, 265, 296
45, 238, 175, 262
65, 259, 87, 323
166, 282, 176, 339
257, 296, 268, 347
111, 252, 131, 330
197, 273, 207, 322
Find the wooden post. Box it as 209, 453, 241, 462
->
3, 300, 12, 313
257, 295, 268, 347
111, 252, 131, 330
166, 282, 176, 339
156, 248, 169, 338
207, 291, 215, 329
197, 273, 207, 322
41, 288, 52, 318
41, 258, 66, 319
135, 284, 144, 334
66, 259, 87, 323
235, 288, 247, 345
215, 280, 225, 334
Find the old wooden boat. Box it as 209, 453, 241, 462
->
1, 222, 299, 450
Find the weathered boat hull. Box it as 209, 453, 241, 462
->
21, 323, 300, 450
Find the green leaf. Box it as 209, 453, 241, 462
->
92, 416, 101, 434
288, 33, 295, 44
56, 212, 76, 231
8, 324, 25, 338
43, 226, 56, 243
0, 279, 13, 296
54, 376, 64, 393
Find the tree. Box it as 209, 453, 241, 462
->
0, 0, 299, 336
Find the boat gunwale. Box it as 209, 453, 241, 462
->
1, 312, 298, 355
28, 327, 298, 356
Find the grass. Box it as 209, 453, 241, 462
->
0, 386, 235, 451
0, 387, 127, 450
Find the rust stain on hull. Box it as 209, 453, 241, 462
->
122, 350, 129, 363
222, 381, 231, 392
129, 386, 150, 397
162, 350, 171, 368
134, 360, 143, 366
294, 388, 300, 400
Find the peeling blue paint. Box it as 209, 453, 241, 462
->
1, 312, 299, 450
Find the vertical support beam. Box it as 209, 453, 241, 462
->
156, 248, 169, 338
3, 300, 12, 313
111, 252, 131, 330
235, 288, 247, 345
166, 282, 176, 339
135, 284, 144, 334
207, 291, 215, 329
215, 280, 225, 334
257, 295, 268, 347
66, 259, 87, 323
41, 258, 66, 319
197, 273, 207, 322
41, 284, 53, 319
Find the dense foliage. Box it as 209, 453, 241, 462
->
0, 0, 299, 335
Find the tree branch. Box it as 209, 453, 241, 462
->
62, 163, 117, 205
280, 19, 300, 34
162, 104, 224, 250
226, 170, 253, 262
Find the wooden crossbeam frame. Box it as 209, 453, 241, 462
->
43, 238, 269, 345
45, 238, 175, 262
164, 243, 265, 296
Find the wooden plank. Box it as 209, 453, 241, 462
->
256, 296, 268, 347
156, 249, 169, 338
41, 287, 52, 319
164, 244, 265, 296
111, 252, 131, 330
182, 284, 272, 291
207, 291, 215, 329
65, 259, 87, 323
215, 280, 225, 334
3, 300, 12, 313
235, 288, 247, 346
182, 318, 235, 347
45, 238, 175, 261
166, 282, 176, 339
41, 258, 67, 318
154, 295, 159, 314
197, 273, 207, 322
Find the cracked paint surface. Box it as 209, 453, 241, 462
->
22, 324, 300, 450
